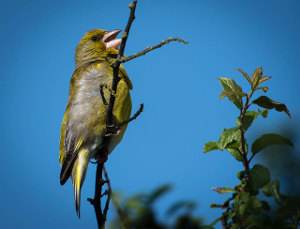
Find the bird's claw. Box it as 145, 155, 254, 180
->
105, 124, 121, 136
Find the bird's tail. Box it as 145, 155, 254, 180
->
71, 148, 90, 218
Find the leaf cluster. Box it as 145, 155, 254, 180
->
203, 67, 298, 228
109, 185, 208, 229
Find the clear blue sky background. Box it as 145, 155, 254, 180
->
1, 0, 300, 228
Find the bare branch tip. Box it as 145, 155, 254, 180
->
87, 198, 94, 204
169, 37, 189, 45
129, 0, 137, 9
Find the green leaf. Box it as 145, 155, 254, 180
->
259, 76, 271, 84
237, 68, 252, 84
251, 67, 263, 89
124, 194, 146, 211
260, 200, 271, 211
219, 77, 244, 109
237, 170, 246, 180
146, 184, 172, 205
226, 143, 243, 161
260, 109, 268, 118
236, 109, 268, 131
241, 111, 260, 130
251, 133, 293, 155
212, 187, 235, 194
257, 86, 269, 93
252, 96, 291, 117
203, 129, 243, 161
201, 226, 215, 229
250, 164, 271, 191
219, 127, 241, 149
209, 217, 222, 227
238, 192, 250, 215
218, 128, 244, 161
262, 180, 281, 203
166, 201, 196, 216
203, 141, 220, 153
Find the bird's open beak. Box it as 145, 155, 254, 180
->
102, 29, 121, 49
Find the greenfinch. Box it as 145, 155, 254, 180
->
59, 29, 132, 217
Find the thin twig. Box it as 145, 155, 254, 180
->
103, 104, 143, 136
119, 103, 144, 127
102, 166, 112, 221
248, 153, 255, 164
88, 164, 111, 229
89, 2, 138, 228
105, 0, 137, 132
89, 0, 187, 227
239, 92, 253, 183
119, 38, 188, 64
87, 163, 105, 229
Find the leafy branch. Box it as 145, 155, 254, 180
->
204, 67, 296, 228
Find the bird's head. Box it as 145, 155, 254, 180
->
75, 29, 121, 67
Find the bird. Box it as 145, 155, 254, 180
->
59, 29, 132, 217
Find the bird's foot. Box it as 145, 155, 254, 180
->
105, 124, 121, 136
95, 153, 108, 164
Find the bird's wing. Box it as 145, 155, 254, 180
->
59, 65, 108, 185
59, 103, 85, 185
119, 64, 133, 90
59, 109, 68, 165
60, 126, 85, 185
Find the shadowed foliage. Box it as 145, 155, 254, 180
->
109, 185, 208, 229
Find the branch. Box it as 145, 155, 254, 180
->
102, 166, 112, 220
105, 0, 137, 131
89, 0, 187, 227
119, 37, 188, 64
105, 2, 187, 136
87, 163, 105, 228
87, 164, 112, 229
119, 103, 144, 127
89, 2, 138, 228
239, 93, 252, 181
248, 153, 255, 164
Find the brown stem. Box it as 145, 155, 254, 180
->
89, 0, 187, 227
119, 38, 188, 64
221, 215, 230, 229
105, 0, 137, 131
239, 91, 254, 185
102, 166, 112, 221
119, 103, 144, 127
88, 1, 138, 228
87, 163, 105, 229
87, 164, 112, 229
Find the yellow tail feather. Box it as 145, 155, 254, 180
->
71, 148, 90, 218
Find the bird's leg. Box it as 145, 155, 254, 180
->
98, 83, 122, 137
99, 84, 118, 106
95, 153, 108, 164
105, 124, 121, 136
105, 115, 121, 136
99, 84, 108, 105
95, 146, 110, 164
101, 84, 116, 97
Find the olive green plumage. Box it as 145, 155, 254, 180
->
59, 29, 132, 217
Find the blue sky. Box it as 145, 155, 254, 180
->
1, 0, 300, 228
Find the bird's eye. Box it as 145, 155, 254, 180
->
91, 35, 101, 41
